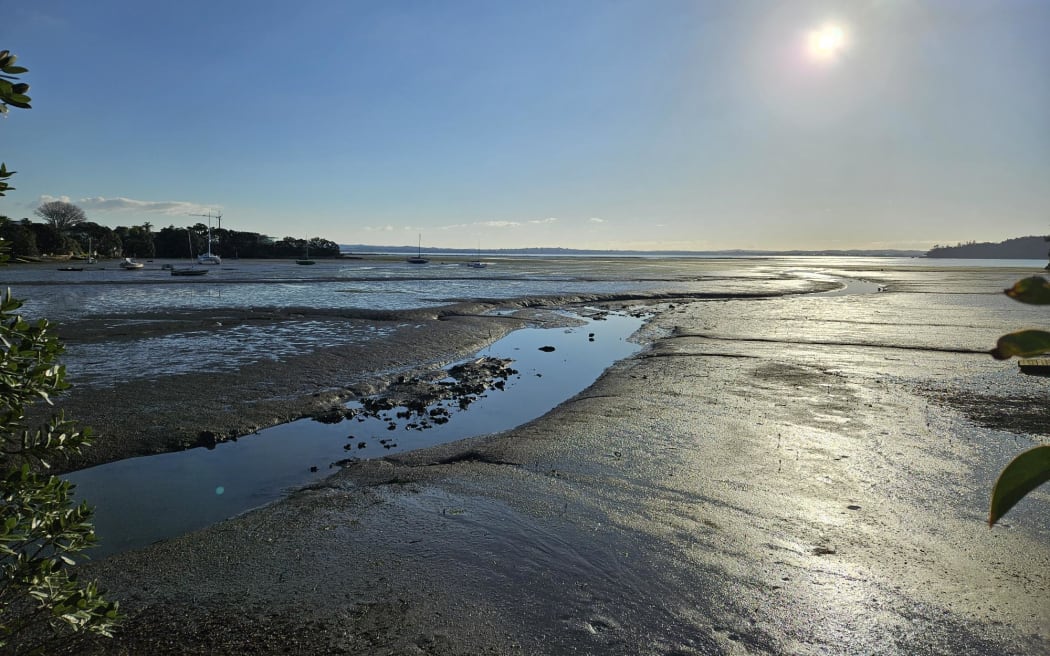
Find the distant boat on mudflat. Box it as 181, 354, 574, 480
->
407, 234, 429, 264
173, 230, 208, 276
465, 242, 487, 268
296, 238, 316, 265
195, 213, 222, 264
171, 267, 208, 276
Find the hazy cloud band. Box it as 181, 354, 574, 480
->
38, 195, 219, 216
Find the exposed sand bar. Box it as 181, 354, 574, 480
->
30, 259, 1050, 654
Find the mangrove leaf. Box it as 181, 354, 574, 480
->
989, 329, 1050, 360
989, 445, 1050, 526
1004, 276, 1050, 305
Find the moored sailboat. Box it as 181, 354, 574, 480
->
193, 212, 222, 264
407, 234, 428, 264
465, 241, 487, 268
172, 229, 208, 276
296, 238, 316, 265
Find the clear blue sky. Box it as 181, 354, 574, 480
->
2, 0, 1048, 250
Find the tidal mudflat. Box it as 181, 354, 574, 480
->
13, 256, 1049, 654
68, 309, 647, 558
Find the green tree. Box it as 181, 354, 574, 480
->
24, 223, 65, 256
97, 231, 122, 259
0, 219, 37, 259
0, 48, 120, 652
69, 222, 115, 260
189, 222, 208, 249
152, 225, 185, 259
987, 275, 1050, 525
141, 222, 154, 257
308, 237, 340, 257
33, 202, 86, 234
117, 224, 155, 259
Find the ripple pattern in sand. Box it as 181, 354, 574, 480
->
61, 320, 396, 388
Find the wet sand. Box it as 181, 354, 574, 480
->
43, 264, 1050, 654
47, 302, 532, 471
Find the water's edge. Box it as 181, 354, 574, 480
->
68, 309, 647, 558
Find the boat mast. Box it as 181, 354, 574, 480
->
190, 210, 223, 256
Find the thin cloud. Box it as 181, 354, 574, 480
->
34, 194, 72, 206
588, 217, 605, 223
362, 225, 396, 232
528, 217, 558, 225
39, 195, 218, 216
438, 220, 522, 230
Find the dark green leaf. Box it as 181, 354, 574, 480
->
989, 329, 1050, 359
1004, 276, 1050, 305
989, 445, 1050, 526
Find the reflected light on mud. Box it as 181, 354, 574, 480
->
67, 309, 647, 558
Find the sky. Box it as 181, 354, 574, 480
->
1, 0, 1048, 251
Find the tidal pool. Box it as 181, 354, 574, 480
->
67, 310, 646, 558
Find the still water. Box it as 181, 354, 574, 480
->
13, 255, 1045, 323
67, 310, 645, 558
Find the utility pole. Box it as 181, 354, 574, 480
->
190, 210, 223, 229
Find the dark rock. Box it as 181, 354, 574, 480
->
196, 431, 220, 449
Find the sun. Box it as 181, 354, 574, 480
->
807, 23, 847, 62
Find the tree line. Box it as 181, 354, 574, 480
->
0, 200, 341, 260
925, 235, 1050, 260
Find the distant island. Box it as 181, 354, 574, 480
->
925, 235, 1050, 259
339, 245, 926, 258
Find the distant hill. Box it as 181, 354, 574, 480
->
339, 244, 925, 257
925, 236, 1050, 259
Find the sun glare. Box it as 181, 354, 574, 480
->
807, 23, 847, 62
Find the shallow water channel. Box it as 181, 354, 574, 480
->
67, 310, 646, 558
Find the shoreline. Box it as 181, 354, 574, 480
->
46, 288, 809, 474
20, 263, 1050, 654
47, 302, 527, 473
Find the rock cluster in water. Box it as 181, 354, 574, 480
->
313, 356, 519, 464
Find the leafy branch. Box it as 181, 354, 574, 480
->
0, 50, 31, 112
987, 275, 1050, 526
0, 48, 120, 652
0, 50, 30, 198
